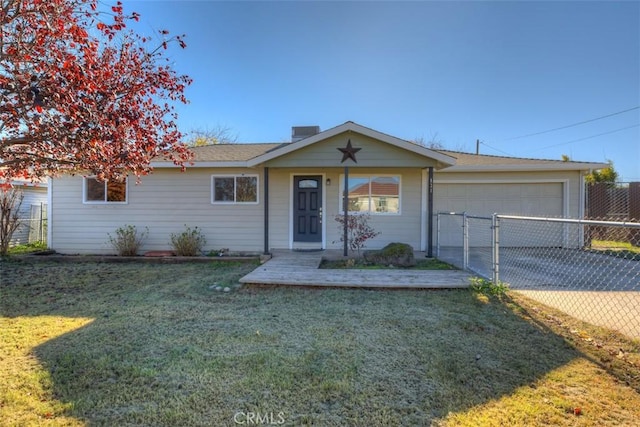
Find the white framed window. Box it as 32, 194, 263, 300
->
83, 177, 128, 204
339, 175, 400, 214
211, 175, 259, 204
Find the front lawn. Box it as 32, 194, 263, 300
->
1, 260, 639, 426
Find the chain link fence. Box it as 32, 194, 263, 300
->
435, 212, 493, 278
436, 212, 640, 339
10, 203, 48, 246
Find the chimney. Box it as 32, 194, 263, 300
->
291, 126, 320, 142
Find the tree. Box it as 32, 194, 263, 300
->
187, 124, 238, 146
0, 0, 193, 183
0, 187, 24, 255
412, 132, 444, 149
586, 159, 619, 184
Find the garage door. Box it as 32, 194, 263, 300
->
434, 183, 564, 247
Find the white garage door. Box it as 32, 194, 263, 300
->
434, 182, 565, 247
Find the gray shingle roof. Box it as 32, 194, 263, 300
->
436, 150, 587, 167
178, 143, 605, 171
189, 143, 283, 162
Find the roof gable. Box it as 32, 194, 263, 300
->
246, 122, 456, 168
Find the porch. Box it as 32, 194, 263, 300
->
239, 250, 471, 288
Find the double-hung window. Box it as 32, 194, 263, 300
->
211, 175, 258, 204
83, 177, 127, 203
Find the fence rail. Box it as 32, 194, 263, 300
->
436, 212, 640, 339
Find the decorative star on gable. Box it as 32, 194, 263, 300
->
337, 139, 361, 163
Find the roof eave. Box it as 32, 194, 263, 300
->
150, 161, 249, 168
439, 162, 609, 173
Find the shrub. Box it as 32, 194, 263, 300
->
333, 213, 381, 256
170, 225, 207, 256
108, 225, 148, 256
469, 277, 509, 297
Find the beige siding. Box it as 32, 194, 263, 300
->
267, 168, 425, 251
51, 165, 587, 254
265, 132, 440, 168
51, 169, 264, 254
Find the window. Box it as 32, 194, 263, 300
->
340, 175, 400, 214
212, 175, 258, 204
83, 177, 127, 203
298, 179, 318, 189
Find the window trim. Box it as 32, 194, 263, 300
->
211, 174, 259, 205
82, 176, 128, 204
339, 174, 401, 215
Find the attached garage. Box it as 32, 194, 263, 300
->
435, 182, 565, 217
429, 149, 606, 249
433, 181, 566, 247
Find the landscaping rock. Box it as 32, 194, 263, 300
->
223, 287, 231, 292
364, 242, 416, 267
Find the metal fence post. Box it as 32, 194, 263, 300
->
436, 212, 441, 258
492, 214, 500, 284
39, 202, 44, 242
463, 212, 469, 270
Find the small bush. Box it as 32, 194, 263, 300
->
108, 225, 148, 256
333, 213, 381, 256
469, 277, 509, 297
171, 225, 207, 256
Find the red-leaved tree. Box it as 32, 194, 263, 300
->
0, 0, 192, 182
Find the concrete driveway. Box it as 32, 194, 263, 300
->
438, 246, 640, 339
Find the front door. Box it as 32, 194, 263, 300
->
293, 176, 323, 243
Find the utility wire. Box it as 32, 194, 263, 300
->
530, 124, 640, 151
503, 106, 640, 141
479, 140, 515, 157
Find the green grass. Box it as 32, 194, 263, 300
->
591, 240, 640, 253
320, 258, 456, 270
590, 239, 640, 260
6, 241, 48, 255
1, 260, 639, 426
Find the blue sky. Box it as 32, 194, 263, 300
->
128, 0, 639, 180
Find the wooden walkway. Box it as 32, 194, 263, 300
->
239, 250, 472, 289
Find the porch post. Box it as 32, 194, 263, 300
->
343, 166, 349, 256
263, 167, 269, 255
428, 166, 434, 257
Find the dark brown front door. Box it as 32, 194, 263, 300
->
293, 176, 322, 243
